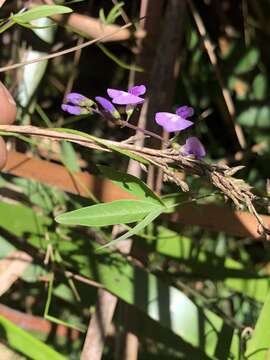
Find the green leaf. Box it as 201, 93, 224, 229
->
102, 140, 149, 164
225, 272, 269, 303
62, 241, 239, 359
0, 315, 66, 360
99, 208, 163, 249
161, 193, 190, 213
55, 200, 163, 227
236, 106, 270, 128
245, 291, 270, 359
98, 165, 164, 205
106, 2, 125, 24
234, 48, 259, 74
53, 128, 150, 164
252, 73, 267, 100
0, 201, 240, 358
12, 5, 72, 23
60, 141, 80, 172
97, 44, 143, 72
99, 8, 107, 24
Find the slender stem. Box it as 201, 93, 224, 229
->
0, 18, 144, 73
118, 120, 168, 145
86, 105, 168, 145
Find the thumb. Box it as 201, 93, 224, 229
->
0, 81, 17, 169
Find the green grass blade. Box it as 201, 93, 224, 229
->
245, 291, 270, 359
0, 315, 66, 360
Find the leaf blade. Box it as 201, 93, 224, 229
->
55, 200, 163, 227
12, 5, 73, 23
98, 165, 164, 205
0, 315, 66, 360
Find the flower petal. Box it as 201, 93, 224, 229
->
112, 93, 144, 105
95, 96, 120, 119
61, 104, 83, 115
95, 96, 114, 112
155, 112, 194, 132
65, 92, 87, 105
128, 85, 146, 96
107, 88, 126, 99
176, 105, 194, 118
181, 136, 206, 159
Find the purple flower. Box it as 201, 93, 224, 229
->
95, 96, 120, 119
176, 106, 194, 118
62, 92, 94, 115
155, 105, 194, 133
65, 92, 87, 106
181, 136, 206, 159
61, 104, 84, 115
107, 84, 146, 105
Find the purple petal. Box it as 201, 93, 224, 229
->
128, 85, 146, 96
95, 96, 120, 119
107, 88, 126, 99
61, 104, 83, 115
95, 96, 115, 112
176, 106, 194, 119
112, 93, 144, 105
181, 136, 206, 159
155, 112, 194, 132
65, 92, 87, 105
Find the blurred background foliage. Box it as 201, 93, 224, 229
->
0, 0, 270, 359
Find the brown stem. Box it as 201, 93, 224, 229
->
118, 120, 168, 145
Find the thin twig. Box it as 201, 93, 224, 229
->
0, 18, 144, 73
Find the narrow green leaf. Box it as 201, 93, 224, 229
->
245, 291, 270, 359
60, 141, 80, 172
98, 165, 164, 205
106, 2, 124, 24
97, 44, 143, 72
99, 208, 163, 249
55, 200, 163, 227
99, 8, 107, 24
53, 128, 150, 164
101, 140, 150, 164
12, 5, 72, 23
0, 315, 66, 360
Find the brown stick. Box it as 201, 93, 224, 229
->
0, 0, 6, 8
0, 0, 7, 8
0, 251, 32, 296
81, 291, 117, 360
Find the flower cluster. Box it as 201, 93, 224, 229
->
61, 85, 205, 160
